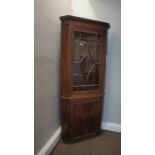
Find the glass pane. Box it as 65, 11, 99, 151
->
81, 32, 97, 40
74, 31, 81, 38
95, 64, 100, 84
79, 41, 96, 85
73, 31, 101, 92
81, 32, 100, 41
74, 39, 79, 62
73, 63, 79, 87
96, 43, 100, 63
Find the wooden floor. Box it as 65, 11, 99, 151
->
50, 130, 121, 155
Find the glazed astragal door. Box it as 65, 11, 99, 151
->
73, 31, 102, 92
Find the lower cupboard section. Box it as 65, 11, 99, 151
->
61, 96, 103, 142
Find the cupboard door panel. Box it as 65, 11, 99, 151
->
71, 100, 101, 139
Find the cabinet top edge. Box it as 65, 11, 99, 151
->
60, 15, 110, 29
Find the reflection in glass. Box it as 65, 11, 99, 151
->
73, 31, 101, 92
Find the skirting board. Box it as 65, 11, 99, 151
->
37, 127, 61, 155
101, 122, 121, 133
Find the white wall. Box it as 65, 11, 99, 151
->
72, 0, 121, 125
34, 0, 71, 154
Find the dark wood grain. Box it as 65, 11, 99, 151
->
60, 15, 110, 28
60, 15, 110, 142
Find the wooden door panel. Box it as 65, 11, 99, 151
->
71, 100, 101, 139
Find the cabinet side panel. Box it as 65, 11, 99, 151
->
61, 23, 72, 97
61, 99, 71, 141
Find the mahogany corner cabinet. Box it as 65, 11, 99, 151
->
60, 15, 110, 142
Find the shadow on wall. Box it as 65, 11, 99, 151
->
104, 32, 121, 120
